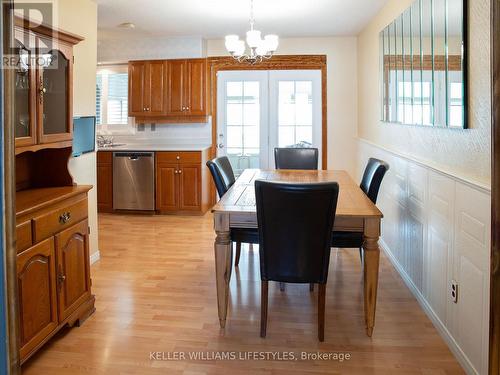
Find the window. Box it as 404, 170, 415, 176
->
278, 81, 313, 147
96, 66, 129, 128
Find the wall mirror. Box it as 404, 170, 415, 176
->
380, 0, 467, 128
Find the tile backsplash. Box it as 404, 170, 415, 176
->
97, 117, 212, 146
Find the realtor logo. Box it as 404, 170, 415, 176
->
4, 2, 57, 70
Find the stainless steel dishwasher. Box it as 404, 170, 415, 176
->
113, 152, 155, 211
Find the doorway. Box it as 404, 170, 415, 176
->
216, 69, 322, 174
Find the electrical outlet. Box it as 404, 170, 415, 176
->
137, 124, 145, 132
150, 123, 156, 132
451, 280, 459, 303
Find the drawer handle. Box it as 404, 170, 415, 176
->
59, 212, 71, 224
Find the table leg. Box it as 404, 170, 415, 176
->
363, 217, 381, 337
214, 212, 232, 329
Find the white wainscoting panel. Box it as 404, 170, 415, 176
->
358, 139, 491, 375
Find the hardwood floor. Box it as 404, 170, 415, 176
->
23, 213, 465, 375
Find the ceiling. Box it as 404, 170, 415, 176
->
96, 0, 389, 40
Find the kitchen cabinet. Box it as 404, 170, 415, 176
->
167, 59, 207, 117
156, 150, 211, 214
97, 151, 113, 212
16, 187, 95, 364
97, 149, 211, 214
128, 60, 168, 117
12, 18, 83, 154
156, 163, 179, 212
128, 58, 209, 123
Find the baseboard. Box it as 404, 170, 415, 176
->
378, 238, 478, 375
90, 250, 101, 265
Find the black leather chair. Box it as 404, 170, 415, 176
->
255, 180, 339, 341
274, 148, 319, 170
275, 147, 319, 291
206, 157, 259, 266
332, 158, 389, 258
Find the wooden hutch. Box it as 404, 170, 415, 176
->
12, 17, 95, 364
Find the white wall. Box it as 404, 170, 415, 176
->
55, 0, 99, 258
97, 36, 206, 64
207, 37, 359, 175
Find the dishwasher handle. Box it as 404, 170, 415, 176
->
114, 152, 154, 160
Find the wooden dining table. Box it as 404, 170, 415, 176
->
212, 169, 383, 337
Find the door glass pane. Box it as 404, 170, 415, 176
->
42, 50, 68, 135
278, 80, 313, 147
14, 37, 31, 139
225, 80, 261, 175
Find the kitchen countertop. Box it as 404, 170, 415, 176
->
97, 144, 212, 152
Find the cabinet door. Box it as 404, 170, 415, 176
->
129, 61, 147, 116
156, 163, 178, 211
14, 28, 37, 148
17, 237, 58, 360
97, 152, 113, 212
37, 39, 73, 144
148, 60, 168, 116
185, 59, 207, 116
179, 164, 201, 211
167, 60, 186, 115
55, 219, 91, 322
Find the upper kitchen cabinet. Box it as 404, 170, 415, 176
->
128, 60, 168, 117
168, 59, 208, 117
128, 58, 209, 123
12, 17, 83, 154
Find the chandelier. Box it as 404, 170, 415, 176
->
224, 0, 279, 65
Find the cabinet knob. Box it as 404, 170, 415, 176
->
178, 169, 182, 174
59, 212, 71, 225
176, 156, 180, 160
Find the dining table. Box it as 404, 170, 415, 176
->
211, 169, 383, 337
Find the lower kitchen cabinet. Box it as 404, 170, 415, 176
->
97, 151, 113, 212
156, 163, 178, 212
98, 149, 212, 215
156, 150, 211, 214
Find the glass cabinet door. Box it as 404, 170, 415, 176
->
14, 29, 36, 147
38, 41, 73, 143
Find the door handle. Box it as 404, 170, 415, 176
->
217, 143, 224, 149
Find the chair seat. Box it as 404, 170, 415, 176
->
331, 231, 364, 248
231, 228, 259, 244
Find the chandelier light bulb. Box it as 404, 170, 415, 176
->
225, 35, 240, 53
246, 29, 262, 49
264, 34, 279, 52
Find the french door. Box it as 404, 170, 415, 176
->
217, 70, 322, 175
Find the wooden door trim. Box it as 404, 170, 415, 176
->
3, 2, 22, 373
490, 0, 500, 373
208, 55, 328, 169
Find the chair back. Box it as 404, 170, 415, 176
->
255, 180, 339, 284
274, 148, 319, 170
360, 158, 389, 204
206, 156, 236, 198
